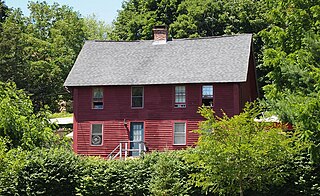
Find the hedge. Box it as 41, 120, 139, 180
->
0, 146, 202, 195
0, 145, 319, 195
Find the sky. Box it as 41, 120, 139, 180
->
5, 0, 124, 24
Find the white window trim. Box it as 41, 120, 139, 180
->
173, 122, 186, 145
90, 123, 103, 146
131, 86, 144, 109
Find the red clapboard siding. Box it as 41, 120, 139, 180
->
213, 84, 236, 117
72, 81, 257, 157
76, 120, 201, 157
240, 50, 258, 110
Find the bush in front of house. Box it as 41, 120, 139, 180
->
76, 150, 202, 195
0, 147, 80, 195
0, 145, 201, 195
1, 142, 319, 195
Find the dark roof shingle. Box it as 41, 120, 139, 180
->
64, 34, 252, 86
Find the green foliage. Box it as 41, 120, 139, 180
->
49, 112, 73, 118
149, 151, 202, 196
0, 2, 88, 111
0, 147, 79, 195
186, 104, 305, 195
0, 146, 29, 195
16, 147, 80, 195
0, 82, 59, 150
83, 14, 112, 40
111, 0, 182, 40
0, 0, 8, 23
259, 0, 320, 163
76, 155, 153, 195
0, 147, 203, 195
1, 145, 318, 195
111, 0, 268, 40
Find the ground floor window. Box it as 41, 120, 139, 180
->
91, 124, 103, 146
174, 122, 186, 145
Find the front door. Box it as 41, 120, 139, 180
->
130, 122, 144, 157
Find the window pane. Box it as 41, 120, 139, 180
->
93, 88, 103, 99
202, 85, 213, 98
174, 123, 185, 132
132, 87, 143, 96
93, 102, 103, 109
175, 86, 186, 103
132, 97, 143, 107
175, 95, 185, 103
174, 123, 186, 144
174, 136, 185, 145
92, 124, 102, 134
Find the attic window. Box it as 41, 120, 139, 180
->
92, 88, 103, 109
202, 85, 213, 107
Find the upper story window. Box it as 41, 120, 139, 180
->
175, 86, 186, 108
91, 124, 103, 146
202, 85, 213, 107
92, 88, 103, 109
132, 86, 144, 108
173, 122, 186, 145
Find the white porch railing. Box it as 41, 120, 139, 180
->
107, 141, 146, 160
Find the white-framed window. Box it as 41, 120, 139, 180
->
173, 122, 186, 145
92, 88, 103, 109
91, 124, 103, 146
132, 86, 144, 108
202, 85, 213, 107
175, 86, 186, 108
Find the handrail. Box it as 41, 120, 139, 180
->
107, 141, 147, 160
107, 143, 120, 160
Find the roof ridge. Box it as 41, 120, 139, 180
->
86, 33, 252, 43
172, 33, 252, 41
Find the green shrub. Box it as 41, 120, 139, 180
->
15, 147, 80, 195
149, 150, 199, 196
1, 146, 317, 195
0, 146, 29, 195
76, 154, 154, 195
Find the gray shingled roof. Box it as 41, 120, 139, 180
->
64, 34, 252, 87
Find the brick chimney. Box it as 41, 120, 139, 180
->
153, 25, 168, 45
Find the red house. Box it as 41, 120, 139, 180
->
64, 26, 258, 158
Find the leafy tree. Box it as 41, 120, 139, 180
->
260, 0, 320, 162
111, 0, 182, 40
111, 0, 268, 40
170, 0, 268, 38
0, 2, 86, 111
83, 14, 112, 40
0, 0, 8, 23
186, 104, 305, 195
0, 9, 27, 88
0, 82, 58, 150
